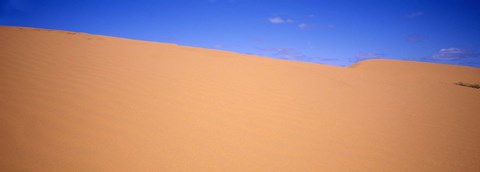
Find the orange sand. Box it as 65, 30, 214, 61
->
1, 26, 479, 171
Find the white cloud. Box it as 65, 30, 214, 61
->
257, 47, 343, 64
257, 47, 304, 59
268, 17, 293, 24
298, 23, 308, 29
431, 48, 478, 59
355, 52, 386, 61
269, 17, 284, 24
298, 23, 335, 30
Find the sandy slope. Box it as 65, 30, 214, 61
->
1, 26, 479, 171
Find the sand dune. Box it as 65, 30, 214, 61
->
1, 26, 479, 171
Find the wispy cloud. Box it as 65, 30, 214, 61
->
256, 47, 345, 65
268, 17, 293, 24
431, 48, 478, 59
298, 23, 335, 30
355, 52, 386, 62
298, 23, 310, 29
414, 48, 480, 67
257, 47, 303, 59
406, 11, 423, 18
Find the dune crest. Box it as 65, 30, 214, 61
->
1, 26, 479, 171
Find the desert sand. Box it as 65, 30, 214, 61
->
1, 26, 479, 171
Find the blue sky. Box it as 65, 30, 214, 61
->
1, 0, 480, 67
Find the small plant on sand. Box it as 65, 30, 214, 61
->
455, 82, 480, 89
